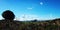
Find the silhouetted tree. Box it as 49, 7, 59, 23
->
0, 10, 20, 30
2, 10, 15, 21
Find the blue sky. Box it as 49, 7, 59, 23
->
0, 0, 60, 21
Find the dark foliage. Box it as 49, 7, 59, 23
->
2, 10, 15, 20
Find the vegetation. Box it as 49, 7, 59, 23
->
19, 18, 60, 30
0, 18, 60, 30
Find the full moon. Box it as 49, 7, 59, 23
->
40, 2, 43, 5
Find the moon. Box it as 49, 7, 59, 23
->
40, 2, 43, 5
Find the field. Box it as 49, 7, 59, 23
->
16, 18, 60, 30
0, 18, 60, 30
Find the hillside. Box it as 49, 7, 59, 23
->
0, 18, 60, 30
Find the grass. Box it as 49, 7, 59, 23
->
0, 18, 60, 30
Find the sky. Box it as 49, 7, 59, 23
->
0, 0, 60, 21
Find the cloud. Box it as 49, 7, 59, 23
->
15, 14, 57, 21
0, 15, 4, 20
17, 14, 53, 21
15, 14, 40, 21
